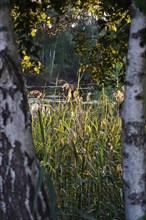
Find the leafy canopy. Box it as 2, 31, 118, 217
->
12, 0, 131, 86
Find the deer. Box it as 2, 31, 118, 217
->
28, 90, 43, 98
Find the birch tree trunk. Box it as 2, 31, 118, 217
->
0, 1, 49, 219
122, 1, 146, 219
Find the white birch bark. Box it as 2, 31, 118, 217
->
122, 1, 146, 219
0, 1, 49, 219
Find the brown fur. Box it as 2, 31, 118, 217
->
28, 90, 43, 98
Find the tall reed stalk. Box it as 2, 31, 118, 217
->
32, 89, 124, 220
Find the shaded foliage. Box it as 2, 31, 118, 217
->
12, 0, 131, 85
12, 0, 48, 73
73, 0, 130, 86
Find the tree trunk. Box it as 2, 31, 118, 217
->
122, 1, 146, 220
0, 1, 49, 219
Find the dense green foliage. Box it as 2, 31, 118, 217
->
31, 90, 124, 219
12, 1, 47, 73
73, 1, 130, 86
12, 0, 131, 86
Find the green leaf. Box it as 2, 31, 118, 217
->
46, 173, 58, 220
76, 208, 96, 220
33, 166, 46, 213
38, 110, 45, 145
137, 215, 146, 220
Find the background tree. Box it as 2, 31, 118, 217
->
0, 1, 49, 219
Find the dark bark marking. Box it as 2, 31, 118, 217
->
140, 41, 145, 48
123, 152, 129, 159
125, 81, 133, 86
37, 185, 50, 219
0, 135, 29, 219
14, 140, 21, 148
13, 145, 49, 219
139, 173, 146, 188
123, 179, 130, 189
0, 58, 4, 77
141, 49, 146, 58
0, 58, 3, 74
132, 32, 139, 39
25, 151, 35, 168
0, 27, 7, 32
128, 191, 146, 205
1, 88, 7, 99
0, 134, 9, 174
0, 48, 29, 123
132, 28, 146, 40
27, 174, 35, 210
135, 72, 145, 82
0, 136, 35, 219
135, 92, 144, 100
19, 99, 29, 124
123, 121, 146, 147
2, 103, 11, 125
5, 142, 33, 219
1, 132, 11, 152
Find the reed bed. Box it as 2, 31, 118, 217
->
31, 89, 124, 220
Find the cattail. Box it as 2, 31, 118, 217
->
113, 87, 124, 104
